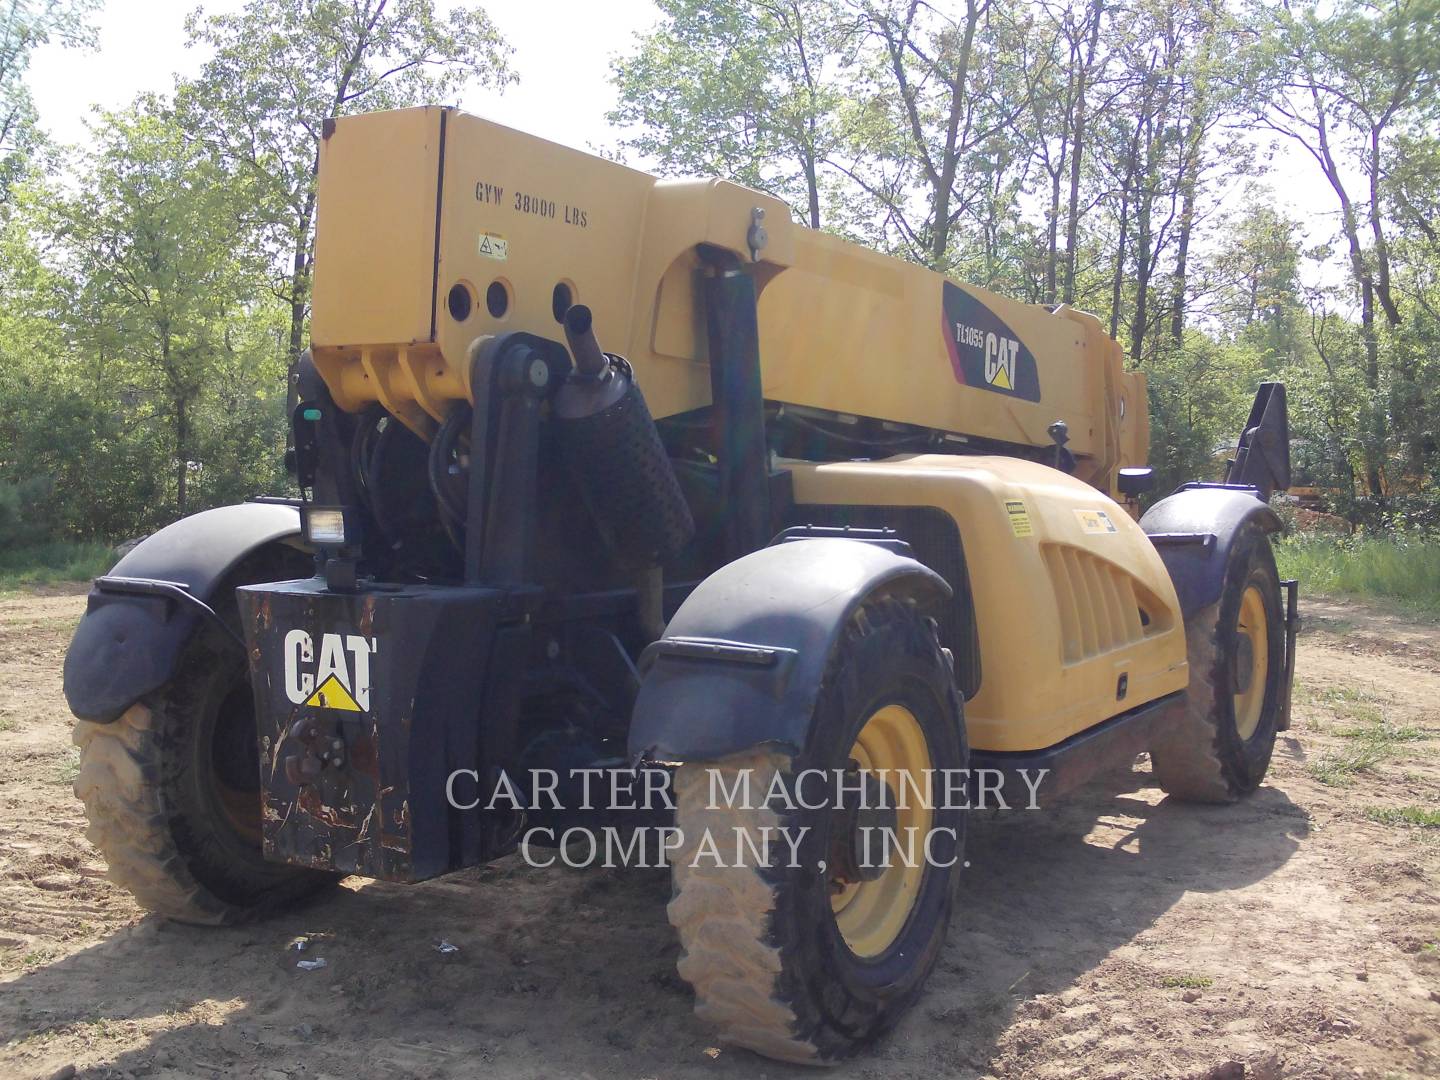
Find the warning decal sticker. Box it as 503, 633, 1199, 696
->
1074, 509, 1119, 535
478, 232, 509, 260
1006, 499, 1033, 537
941, 281, 1041, 401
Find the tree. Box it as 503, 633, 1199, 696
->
1254, 0, 1440, 495
1208, 202, 1305, 345
1387, 133, 1440, 259
1018, 0, 1108, 304
611, 0, 855, 229
46, 104, 284, 520
840, 0, 1036, 270
178, 0, 515, 394
0, 0, 97, 206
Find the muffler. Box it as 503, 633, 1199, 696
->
552, 305, 694, 570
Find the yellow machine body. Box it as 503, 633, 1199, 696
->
788, 457, 1187, 751
308, 106, 1184, 753
311, 108, 1148, 491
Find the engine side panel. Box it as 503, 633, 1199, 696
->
787, 455, 1189, 752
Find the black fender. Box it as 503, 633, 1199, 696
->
628, 538, 952, 763
63, 503, 307, 723
1140, 484, 1283, 621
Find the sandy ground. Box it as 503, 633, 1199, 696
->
1, 586, 1437, 1080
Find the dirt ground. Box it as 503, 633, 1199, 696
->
1, 586, 1437, 1080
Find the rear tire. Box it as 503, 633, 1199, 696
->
1150, 524, 1285, 803
667, 596, 966, 1063
73, 574, 337, 924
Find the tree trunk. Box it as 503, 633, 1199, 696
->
1128, 40, 1178, 365
803, 150, 821, 229
1130, 195, 1151, 363
288, 173, 319, 360
1366, 124, 1400, 326
283, 169, 320, 430
1167, 175, 1195, 348
175, 396, 189, 517
1129, 114, 1156, 365
1042, 58, 1072, 305
792, 6, 823, 231
1360, 282, 1384, 498
1045, 159, 1063, 305
1303, 86, 1385, 498
927, 0, 980, 269
1108, 103, 1149, 342
1168, 27, 1213, 346
1063, 0, 1103, 306
1108, 179, 1130, 341
873, 0, 983, 271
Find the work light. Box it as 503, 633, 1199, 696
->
301, 506, 351, 547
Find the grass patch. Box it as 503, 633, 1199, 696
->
1333, 722, 1425, 742
1364, 806, 1440, 828
1301, 679, 1431, 785
0, 540, 114, 592
1308, 745, 1387, 785
1275, 534, 1440, 614
53, 748, 80, 786
1307, 719, 1429, 785
1161, 974, 1214, 989
19, 945, 59, 967
1299, 684, 1387, 725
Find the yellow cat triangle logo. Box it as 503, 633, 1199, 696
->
989, 364, 1013, 390
305, 674, 361, 712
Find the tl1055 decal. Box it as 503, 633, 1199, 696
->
941, 282, 1041, 402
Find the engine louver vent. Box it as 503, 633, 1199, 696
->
1042, 544, 1169, 664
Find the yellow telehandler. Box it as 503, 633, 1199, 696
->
64, 108, 1297, 1064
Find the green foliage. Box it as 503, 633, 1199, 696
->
1305, 702, 1425, 786
179, 0, 515, 363
610, 0, 851, 227
0, 0, 99, 205
6, 103, 290, 529
1275, 534, 1440, 613
0, 476, 54, 547
0, 540, 113, 590
1363, 805, 1440, 828
1160, 974, 1214, 989
1144, 331, 1257, 495
0, 0, 513, 550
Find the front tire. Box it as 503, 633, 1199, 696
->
1150, 524, 1285, 802
667, 596, 966, 1063
73, 584, 337, 924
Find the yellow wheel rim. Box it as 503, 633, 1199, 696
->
830, 704, 933, 959
1234, 585, 1269, 741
